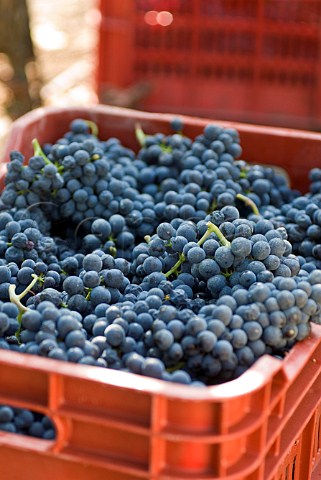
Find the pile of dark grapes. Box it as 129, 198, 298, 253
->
0, 116, 321, 437
0, 404, 55, 439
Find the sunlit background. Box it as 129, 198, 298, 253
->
0, 0, 99, 153
144, 10, 174, 26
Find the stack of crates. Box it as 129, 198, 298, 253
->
96, 0, 321, 130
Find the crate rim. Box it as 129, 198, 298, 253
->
4, 104, 321, 158
0, 322, 320, 402
0, 341, 294, 400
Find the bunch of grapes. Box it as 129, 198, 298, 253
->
0, 117, 320, 439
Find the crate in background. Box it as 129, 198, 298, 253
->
96, 0, 321, 131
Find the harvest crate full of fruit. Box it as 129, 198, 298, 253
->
0, 105, 321, 480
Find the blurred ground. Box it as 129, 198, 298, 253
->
0, 0, 99, 153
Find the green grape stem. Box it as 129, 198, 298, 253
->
164, 221, 231, 278
161, 143, 172, 153
32, 138, 52, 165
9, 274, 39, 314
166, 361, 185, 373
135, 123, 146, 147
208, 198, 217, 214
236, 193, 260, 216
84, 120, 99, 137
205, 222, 231, 247
164, 253, 185, 279
16, 311, 23, 336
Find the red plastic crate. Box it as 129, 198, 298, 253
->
2, 105, 321, 479
96, 0, 321, 131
